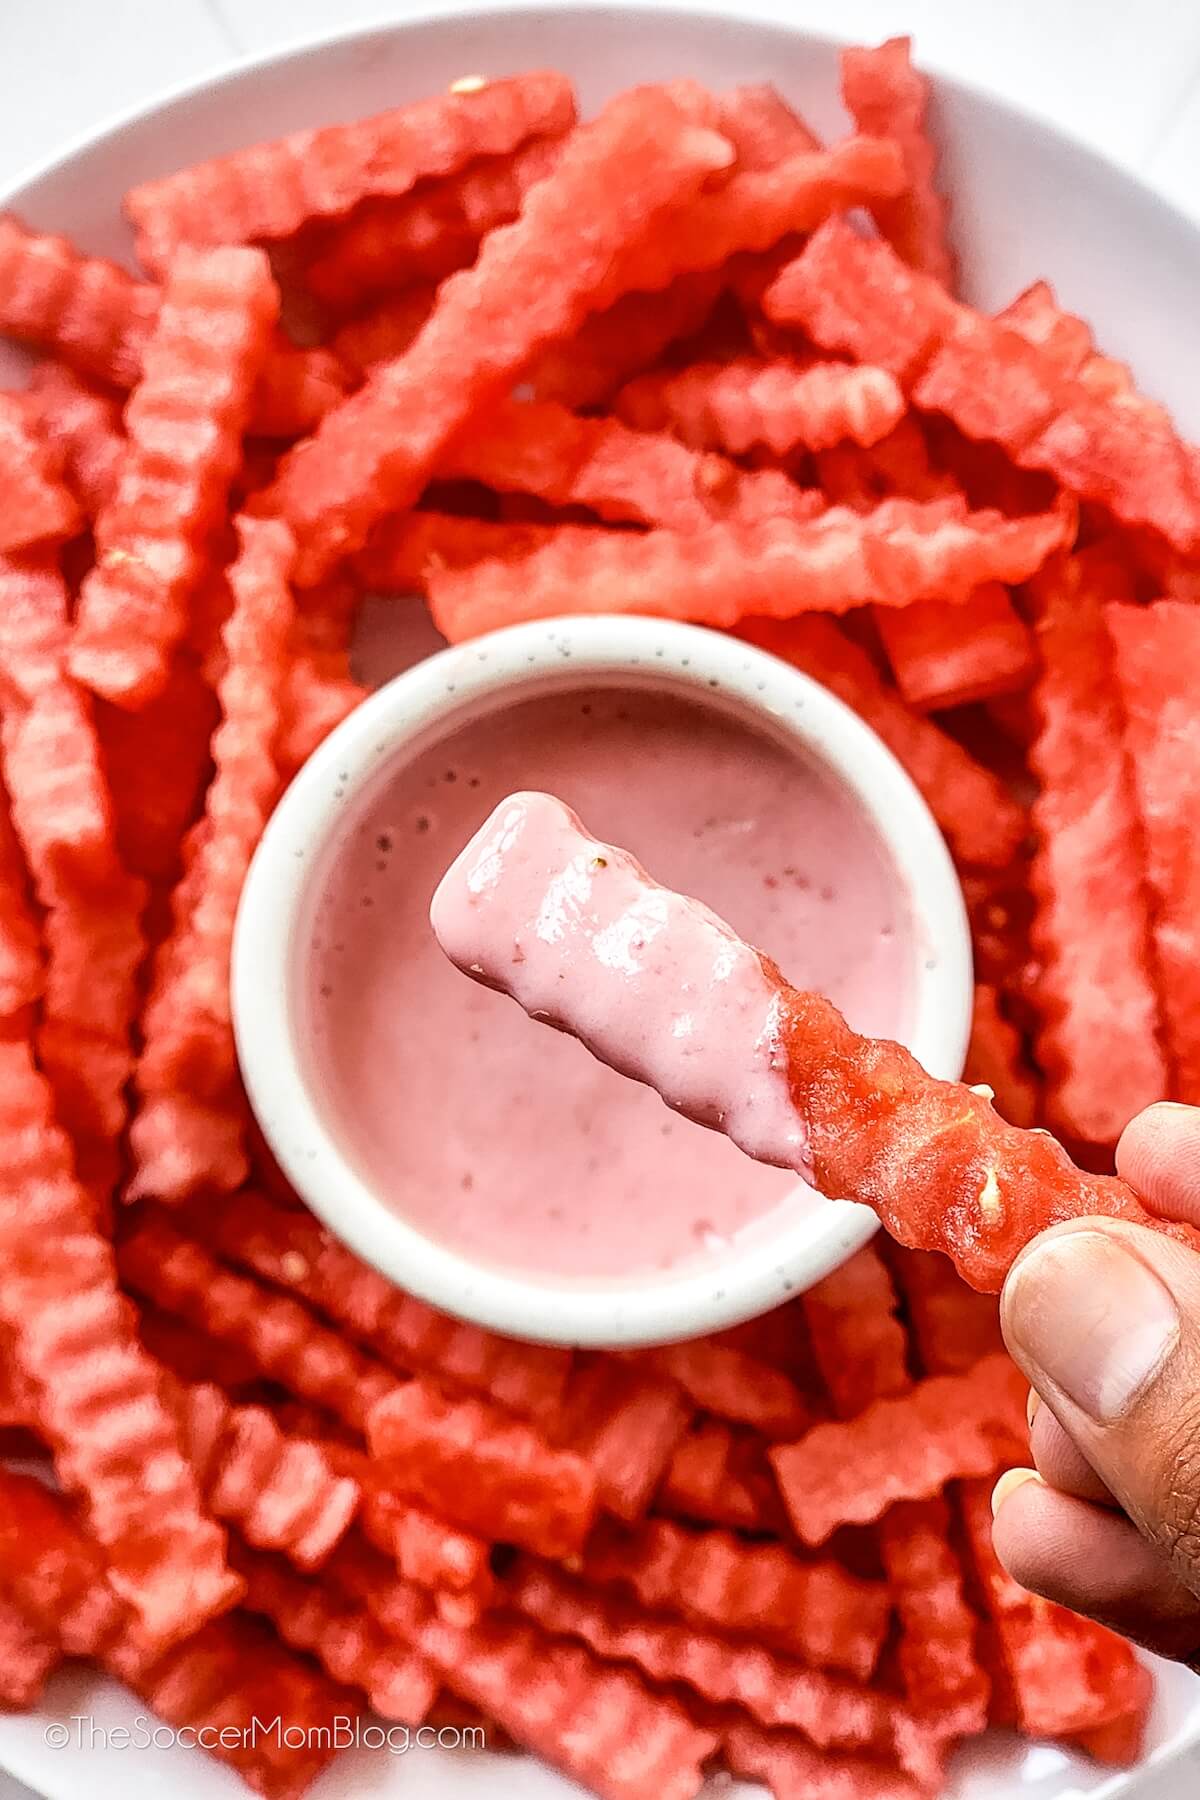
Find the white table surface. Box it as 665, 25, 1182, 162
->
0, 0, 1198, 1795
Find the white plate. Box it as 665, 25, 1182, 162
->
2, 5, 1199, 1796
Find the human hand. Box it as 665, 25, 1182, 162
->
994, 1102, 1200, 1668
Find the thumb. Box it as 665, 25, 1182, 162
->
1001, 1215, 1200, 1600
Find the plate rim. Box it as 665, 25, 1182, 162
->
0, 0, 1197, 265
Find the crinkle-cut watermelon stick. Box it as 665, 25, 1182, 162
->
0, 551, 116, 871
787, 952, 1178, 1290
626, 1336, 810, 1438
769, 1352, 1027, 1544
313, 1433, 496, 1604
330, 1536, 721, 1800
124, 1613, 357, 1800
965, 984, 1040, 1130
0, 213, 348, 436
275, 578, 367, 777
527, 270, 724, 409
124, 71, 577, 272
765, 216, 959, 379
0, 1038, 239, 1643
188, 1185, 572, 1425
890, 1251, 1151, 1755
503, 1555, 934, 1776
0, 211, 159, 384
801, 1246, 991, 1740
548, 1356, 691, 1522
442, 394, 823, 530
1071, 1677, 1156, 1769
432, 791, 1196, 1292
576, 1516, 890, 1678
0, 1466, 130, 1657
998, 276, 1167, 437
427, 502, 1044, 787
37, 865, 147, 1198
367, 1381, 599, 1559
277, 639, 366, 778
1028, 554, 1170, 1144
742, 614, 1028, 871
875, 581, 1036, 712
0, 1469, 347, 1797
815, 413, 1037, 713
118, 1213, 398, 1433
267, 88, 737, 583
959, 1476, 1152, 1746
304, 132, 565, 306
118, 1609, 355, 1799
765, 217, 1200, 552
70, 249, 279, 709
427, 496, 1070, 642
997, 279, 1096, 371
329, 282, 439, 375
616, 354, 907, 456
801, 1244, 911, 1420
658, 1418, 778, 1532
264, 87, 741, 582
131, 516, 294, 1199
0, 1594, 61, 1707
882, 1496, 993, 1741
232, 1540, 440, 1724
887, 1244, 1004, 1378
721, 1716, 929, 1800
1107, 599, 1200, 1105
0, 549, 147, 1202
26, 363, 125, 519
0, 1474, 346, 1797
841, 36, 956, 288
357, 511, 581, 593
715, 82, 822, 162
96, 654, 219, 884
0, 770, 43, 1018
0, 394, 80, 553
598, 135, 906, 308
172, 1378, 361, 1570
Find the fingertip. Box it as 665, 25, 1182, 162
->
988, 1476, 1105, 1596
1117, 1103, 1200, 1225
990, 1475, 1200, 1660
988, 1465, 1058, 1583
991, 1466, 1041, 1518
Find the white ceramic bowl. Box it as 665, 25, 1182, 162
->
233, 615, 972, 1348
2, 9, 1199, 1800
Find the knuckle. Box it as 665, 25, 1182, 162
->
1150, 1415, 1200, 1587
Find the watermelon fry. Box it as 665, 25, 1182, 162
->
125, 73, 577, 271
70, 248, 278, 707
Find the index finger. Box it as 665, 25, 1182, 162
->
1117, 1103, 1200, 1226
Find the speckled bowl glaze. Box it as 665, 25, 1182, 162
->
234, 614, 972, 1349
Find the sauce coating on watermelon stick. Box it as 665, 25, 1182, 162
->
430, 788, 805, 1174
431, 792, 1190, 1292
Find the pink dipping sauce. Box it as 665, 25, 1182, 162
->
304, 685, 913, 1279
